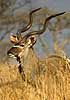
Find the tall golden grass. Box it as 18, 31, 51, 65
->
0, 48, 70, 100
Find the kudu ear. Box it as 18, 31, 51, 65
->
10, 34, 19, 44
28, 36, 37, 47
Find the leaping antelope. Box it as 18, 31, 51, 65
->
7, 8, 67, 83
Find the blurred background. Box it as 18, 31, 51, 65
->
0, 0, 70, 63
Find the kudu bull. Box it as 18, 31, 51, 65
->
7, 8, 69, 85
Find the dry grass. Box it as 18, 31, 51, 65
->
0, 53, 70, 100
0, 8, 70, 100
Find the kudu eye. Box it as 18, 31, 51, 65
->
20, 44, 24, 47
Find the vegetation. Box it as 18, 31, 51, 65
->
0, 53, 70, 100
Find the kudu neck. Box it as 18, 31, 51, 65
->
20, 47, 38, 66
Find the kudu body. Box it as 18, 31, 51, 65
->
7, 8, 70, 86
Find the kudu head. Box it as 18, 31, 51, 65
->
7, 9, 65, 63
